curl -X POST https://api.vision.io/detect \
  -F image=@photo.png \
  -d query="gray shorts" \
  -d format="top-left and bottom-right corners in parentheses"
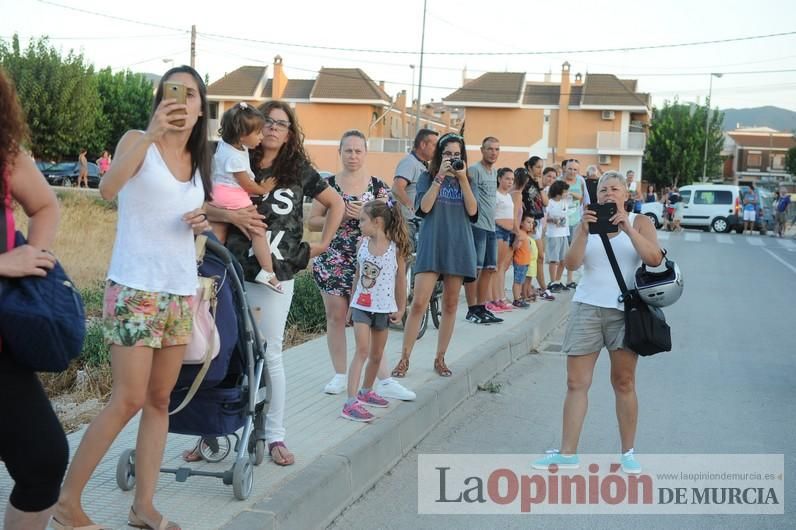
top-left (545, 236), bottom-right (569, 263)
top-left (561, 302), bottom-right (628, 355)
top-left (351, 307), bottom-right (390, 330)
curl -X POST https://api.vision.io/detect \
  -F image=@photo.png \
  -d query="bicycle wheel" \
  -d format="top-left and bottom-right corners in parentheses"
top-left (430, 296), bottom-right (441, 329)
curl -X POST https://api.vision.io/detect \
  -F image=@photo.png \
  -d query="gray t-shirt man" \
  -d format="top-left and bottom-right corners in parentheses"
top-left (393, 152), bottom-right (426, 221)
top-left (468, 162), bottom-right (497, 231)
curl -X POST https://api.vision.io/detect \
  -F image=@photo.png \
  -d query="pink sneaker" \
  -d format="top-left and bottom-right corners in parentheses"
top-left (485, 302), bottom-right (506, 313)
top-left (496, 299), bottom-right (514, 311)
top-left (341, 401), bottom-right (374, 422)
top-left (357, 390), bottom-right (389, 408)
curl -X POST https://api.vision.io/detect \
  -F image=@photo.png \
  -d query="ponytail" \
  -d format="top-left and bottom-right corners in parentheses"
top-left (363, 199), bottom-right (412, 262)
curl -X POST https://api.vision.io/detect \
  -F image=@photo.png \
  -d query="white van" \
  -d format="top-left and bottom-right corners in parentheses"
top-left (673, 184), bottom-right (741, 233)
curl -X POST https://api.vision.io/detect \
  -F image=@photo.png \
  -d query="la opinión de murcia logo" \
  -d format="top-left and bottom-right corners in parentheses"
top-left (418, 454), bottom-right (784, 515)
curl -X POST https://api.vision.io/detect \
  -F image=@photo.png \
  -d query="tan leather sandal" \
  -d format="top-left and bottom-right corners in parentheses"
top-left (391, 357), bottom-right (410, 378)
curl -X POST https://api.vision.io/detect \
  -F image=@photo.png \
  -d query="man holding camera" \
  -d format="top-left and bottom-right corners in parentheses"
top-left (465, 137), bottom-right (503, 324)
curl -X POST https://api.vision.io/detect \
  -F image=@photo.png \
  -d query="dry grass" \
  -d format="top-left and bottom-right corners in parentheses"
top-left (13, 190), bottom-right (116, 289)
top-left (13, 190), bottom-right (321, 430)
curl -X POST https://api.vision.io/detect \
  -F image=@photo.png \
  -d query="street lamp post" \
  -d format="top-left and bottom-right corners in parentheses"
top-left (702, 72), bottom-right (723, 182)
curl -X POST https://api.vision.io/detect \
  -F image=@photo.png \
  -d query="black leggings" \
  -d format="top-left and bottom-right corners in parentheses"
top-left (0, 354), bottom-right (68, 512)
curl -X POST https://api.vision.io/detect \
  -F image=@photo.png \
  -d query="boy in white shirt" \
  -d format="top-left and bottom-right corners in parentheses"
top-left (545, 180), bottom-right (570, 293)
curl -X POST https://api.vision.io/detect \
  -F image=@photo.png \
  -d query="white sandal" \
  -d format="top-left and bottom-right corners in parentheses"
top-left (255, 270), bottom-right (284, 294)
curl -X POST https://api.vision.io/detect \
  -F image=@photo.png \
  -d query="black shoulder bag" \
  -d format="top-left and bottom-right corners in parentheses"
top-left (599, 234), bottom-right (672, 356)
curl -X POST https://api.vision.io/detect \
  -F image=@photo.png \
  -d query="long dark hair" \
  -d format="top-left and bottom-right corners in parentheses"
top-left (428, 133), bottom-right (467, 177)
top-left (153, 66), bottom-right (212, 200)
top-left (0, 68), bottom-right (29, 195)
top-left (251, 100), bottom-right (313, 188)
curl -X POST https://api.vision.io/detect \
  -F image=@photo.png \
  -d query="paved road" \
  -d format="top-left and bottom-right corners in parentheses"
top-left (329, 230), bottom-right (795, 529)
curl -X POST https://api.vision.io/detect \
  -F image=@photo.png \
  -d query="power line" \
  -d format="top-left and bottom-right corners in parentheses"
top-left (34, 1), bottom-right (796, 57)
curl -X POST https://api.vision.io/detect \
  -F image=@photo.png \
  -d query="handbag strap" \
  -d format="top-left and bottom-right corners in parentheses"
top-left (598, 233), bottom-right (630, 296)
top-left (169, 279), bottom-right (218, 416)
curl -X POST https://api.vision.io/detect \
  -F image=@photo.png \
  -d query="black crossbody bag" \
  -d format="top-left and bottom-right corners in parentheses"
top-left (599, 234), bottom-right (672, 357)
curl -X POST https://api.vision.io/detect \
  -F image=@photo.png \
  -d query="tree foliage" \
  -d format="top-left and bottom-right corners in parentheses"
top-left (643, 100), bottom-right (724, 187)
top-left (0, 34), bottom-right (153, 162)
top-left (95, 67), bottom-right (153, 152)
top-left (786, 146), bottom-right (796, 177)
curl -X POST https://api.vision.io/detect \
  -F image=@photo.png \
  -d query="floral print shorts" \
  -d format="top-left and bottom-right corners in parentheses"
top-left (102, 280), bottom-right (193, 348)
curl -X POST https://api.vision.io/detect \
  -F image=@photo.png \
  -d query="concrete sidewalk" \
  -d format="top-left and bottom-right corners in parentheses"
top-left (1, 286), bottom-right (571, 530)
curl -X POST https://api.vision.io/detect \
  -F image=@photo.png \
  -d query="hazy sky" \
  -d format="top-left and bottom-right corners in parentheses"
top-left (2, 0), bottom-right (796, 112)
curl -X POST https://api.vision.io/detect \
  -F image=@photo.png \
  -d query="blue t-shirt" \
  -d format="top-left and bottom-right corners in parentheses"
top-left (743, 190), bottom-right (758, 211)
top-left (776, 195), bottom-right (791, 213)
top-left (414, 172), bottom-right (478, 282)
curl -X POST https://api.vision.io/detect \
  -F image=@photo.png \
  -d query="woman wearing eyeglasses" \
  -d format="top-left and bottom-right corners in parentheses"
top-left (390, 133), bottom-right (478, 378)
top-left (210, 101), bottom-right (344, 466)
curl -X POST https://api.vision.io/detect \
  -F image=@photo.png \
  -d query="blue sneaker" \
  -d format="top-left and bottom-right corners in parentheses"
top-left (532, 449), bottom-right (580, 470)
top-left (620, 449), bottom-right (642, 474)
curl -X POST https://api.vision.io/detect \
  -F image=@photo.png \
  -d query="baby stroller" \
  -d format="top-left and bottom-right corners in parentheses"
top-left (115, 236), bottom-right (269, 500)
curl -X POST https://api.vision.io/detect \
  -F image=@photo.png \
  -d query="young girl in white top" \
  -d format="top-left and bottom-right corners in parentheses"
top-left (210, 102), bottom-right (282, 293)
top-left (342, 200), bottom-right (410, 422)
top-left (490, 167), bottom-right (518, 312)
top-left (54, 66), bottom-right (212, 530)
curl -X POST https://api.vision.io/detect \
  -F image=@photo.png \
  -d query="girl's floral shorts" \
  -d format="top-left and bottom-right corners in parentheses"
top-left (102, 280), bottom-right (193, 348)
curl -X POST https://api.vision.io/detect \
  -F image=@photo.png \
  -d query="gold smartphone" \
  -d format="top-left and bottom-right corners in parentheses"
top-left (163, 81), bottom-right (187, 127)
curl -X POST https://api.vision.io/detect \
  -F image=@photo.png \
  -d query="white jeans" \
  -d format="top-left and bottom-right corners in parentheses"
top-left (245, 279), bottom-right (294, 445)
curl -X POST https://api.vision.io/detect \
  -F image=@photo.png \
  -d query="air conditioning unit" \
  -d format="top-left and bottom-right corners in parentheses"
top-left (601, 110), bottom-right (616, 120)
top-left (599, 154), bottom-right (612, 164)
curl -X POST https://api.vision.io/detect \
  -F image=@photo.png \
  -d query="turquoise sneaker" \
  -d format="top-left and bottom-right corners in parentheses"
top-left (620, 449), bottom-right (642, 474)
top-left (532, 449), bottom-right (580, 470)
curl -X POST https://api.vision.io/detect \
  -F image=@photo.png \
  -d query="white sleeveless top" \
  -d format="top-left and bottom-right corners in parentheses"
top-left (350, 238), bottom-right (398, 314)
top-left (572, 213), bottom-right (641, 310)
top-left (495, 190), bottom-right (514, 219)
top-left (107, 143), bottom-right (205, 295)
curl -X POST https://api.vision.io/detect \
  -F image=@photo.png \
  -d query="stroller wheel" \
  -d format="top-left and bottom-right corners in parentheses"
top-left (253, 439), bottom-right (266, 466)
top-left (232, 458), bottom-right (254, 500)
top-left (116, 449), bottom-right (136, 491)
top-left (199, 436), bottom-right (231, 463)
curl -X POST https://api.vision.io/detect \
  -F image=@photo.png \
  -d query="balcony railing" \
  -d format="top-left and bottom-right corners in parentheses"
top-left (368, 137), bottom-right (412, 153)
top-left (596, 131), bottom-right (646, 153)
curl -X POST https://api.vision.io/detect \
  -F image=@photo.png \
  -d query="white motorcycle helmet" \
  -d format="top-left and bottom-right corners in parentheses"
top-left (634, 252), bottom-right (683, 308)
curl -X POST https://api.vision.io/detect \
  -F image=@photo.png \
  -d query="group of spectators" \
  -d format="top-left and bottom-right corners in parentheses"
top-left (1, 61), bottom-right (673, 529)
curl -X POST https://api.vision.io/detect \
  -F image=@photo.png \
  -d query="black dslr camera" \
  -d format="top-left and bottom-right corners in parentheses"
top-left (450, 158), bottom-right (465, 171)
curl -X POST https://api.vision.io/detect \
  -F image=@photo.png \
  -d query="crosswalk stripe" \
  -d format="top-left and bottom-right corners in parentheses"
top-left (776, 239), bottom-right (796, 250)
top-left (684, 233), bottom-right (701, 242)
top-left (657, 231), bottom-right (670, 240)
top-left (747, 237), bottom-right (765, 246)
top-left (716, 234), bottom-right (734, 244)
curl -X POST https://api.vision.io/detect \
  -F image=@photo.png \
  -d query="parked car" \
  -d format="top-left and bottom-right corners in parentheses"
top-left (35, 160), bottom-right (54, 173)
top-left (42, 161), bottom-right (101, 188)
top-left (641, 201), bottom-right (664, 229)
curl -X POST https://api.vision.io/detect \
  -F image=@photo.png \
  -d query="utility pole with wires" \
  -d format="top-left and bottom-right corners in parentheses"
top-left (414, 0), bottom-right (427, 136)
top-left (190, 25), bottom-right (196, 68)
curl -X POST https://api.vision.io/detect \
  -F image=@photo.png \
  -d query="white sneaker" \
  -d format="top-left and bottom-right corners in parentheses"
top-left (323, 374), bottom-right (347, 395)
top-left (375, 378), bottom-right (416, 401)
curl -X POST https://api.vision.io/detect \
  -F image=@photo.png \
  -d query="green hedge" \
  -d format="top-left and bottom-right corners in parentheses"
top-left (286, 271), bottom-right (327, 333)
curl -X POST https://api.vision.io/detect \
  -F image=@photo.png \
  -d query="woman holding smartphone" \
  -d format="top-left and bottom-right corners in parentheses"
top-left (55, 66), bottom-right (212, 530)
top-left (390, 133), bottom-right (478, 378)
top-left (532, 171), bottom-right (662, 475)
top-left (309, 130), bottom-right (413, 400)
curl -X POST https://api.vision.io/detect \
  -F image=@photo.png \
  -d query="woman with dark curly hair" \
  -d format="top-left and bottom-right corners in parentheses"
top-left (209, 100), bottom-right (344, 466)
top-left (0, 68), bottom-right (68, 530)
